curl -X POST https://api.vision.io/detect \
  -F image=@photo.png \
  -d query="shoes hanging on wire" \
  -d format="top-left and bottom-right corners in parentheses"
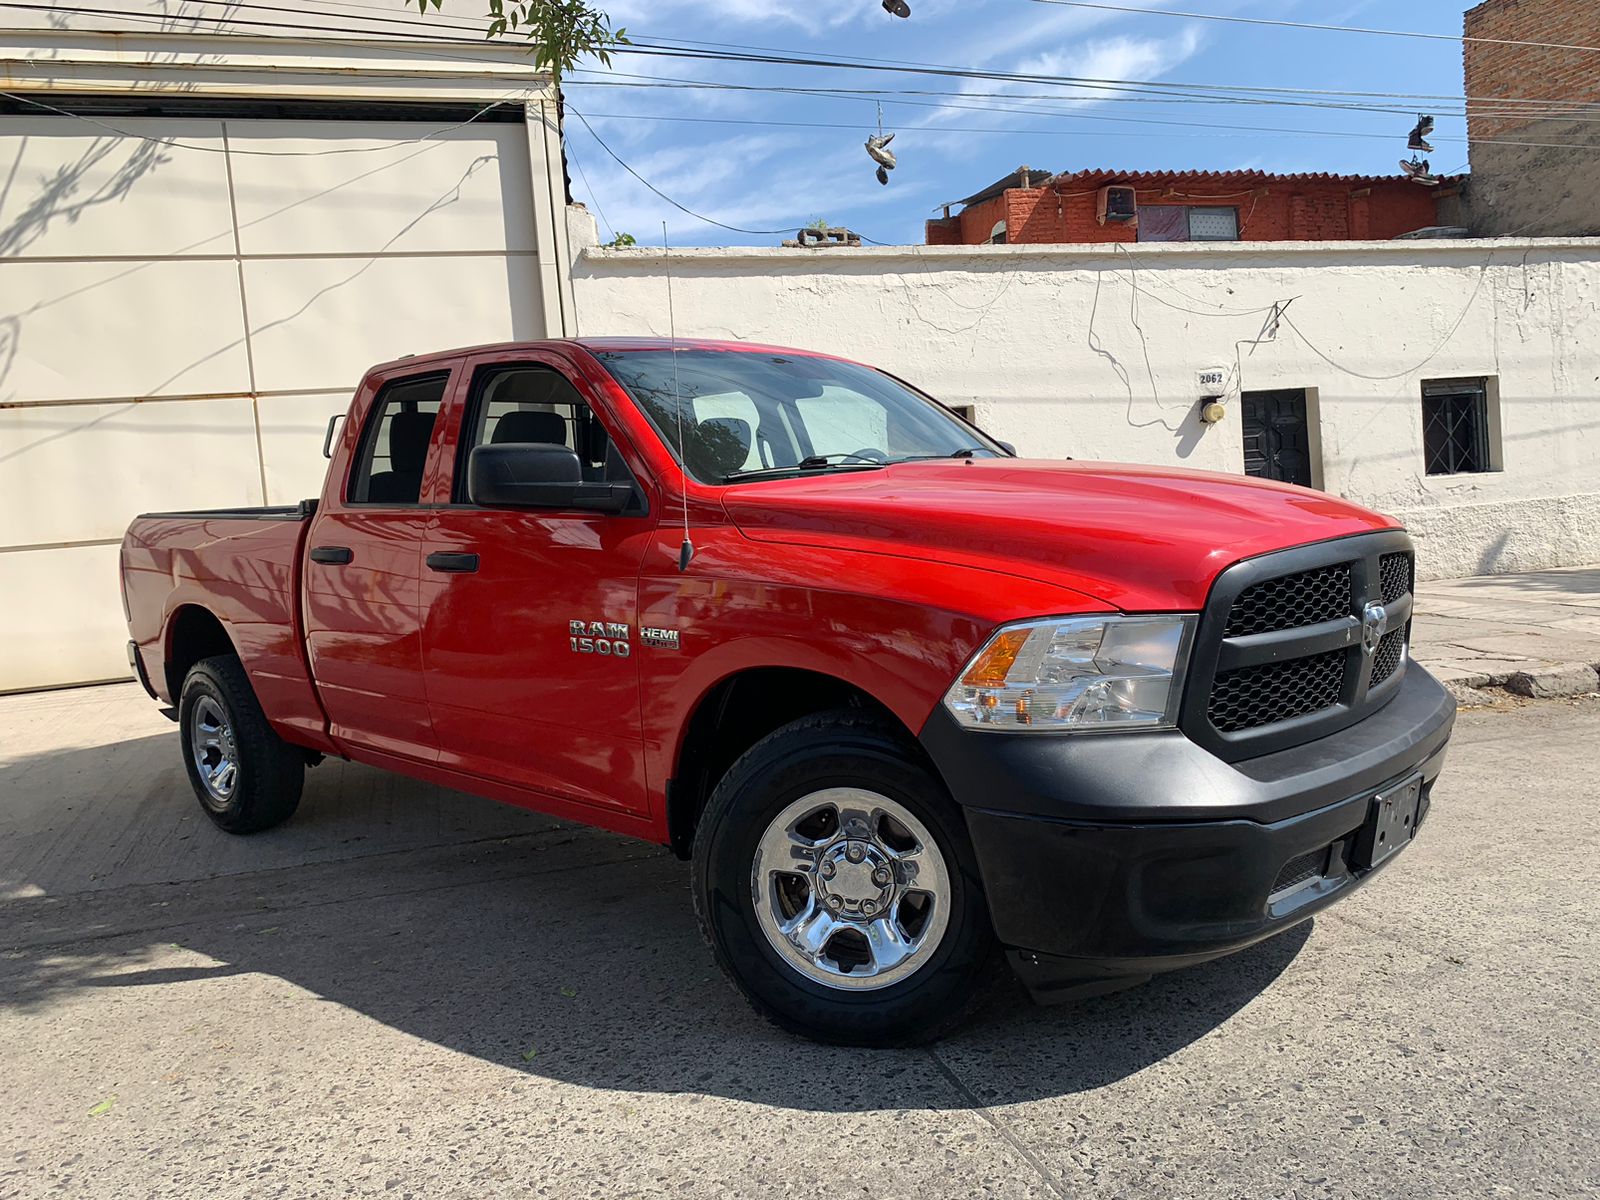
top-left (865, 104), bottom-right (897, 186)
top-left (881, 0), bottom-right (910, 17)
top-left (1400, 156), bottom-right (1441, 186)
top-left (1408, 114), bottom-right (1436, 154)
top-left (866, 133), bottom-right (897, 185)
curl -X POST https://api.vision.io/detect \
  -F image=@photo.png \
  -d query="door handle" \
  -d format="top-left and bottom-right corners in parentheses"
top-left (426, 552), bottom-right (480, 574)
top-left (309, 546), bottom-right (353, 565)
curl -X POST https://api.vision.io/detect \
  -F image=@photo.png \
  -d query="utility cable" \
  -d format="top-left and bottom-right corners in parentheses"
top-left (568, 110), bottom-right (1599, 155)
top-left (566, 104), bottom-right (886, 240)
top-left (1026, 1), bottom-right (1600, 55)
top-left (11, 1), bottom-right (1600, 113)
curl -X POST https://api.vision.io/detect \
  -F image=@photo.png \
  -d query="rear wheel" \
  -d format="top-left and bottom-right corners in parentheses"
top-left (692, 710), bottom-right (1000, 1045)
top-left (179, 655), bottom-right (304, 834)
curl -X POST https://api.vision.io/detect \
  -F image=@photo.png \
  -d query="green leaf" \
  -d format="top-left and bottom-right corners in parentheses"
top-left (88, 1095), bottom-right (116, 1117)
top-left (558, 986), bottom-right (577, 999)
top-left (521, 1044), bottom-right (538, 1061)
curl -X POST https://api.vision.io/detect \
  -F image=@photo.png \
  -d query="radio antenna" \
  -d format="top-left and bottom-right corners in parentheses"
top-left (663, 221), bottom-right (695, 572)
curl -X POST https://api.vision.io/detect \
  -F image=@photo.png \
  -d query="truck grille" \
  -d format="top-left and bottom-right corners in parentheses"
top-left (1369, 626), bottom-right (1407, 687)
top-left (1379, 552), bottom-right (1413, 604)
top-left (1180, 533), bottom-right (1417, 761)
top-left (1270, 846), bottom-right (1330, 895)
top-left (1224, 564), bottom-right (1351, 638)
top-left (1209, 650), bottom-right (1346, 733)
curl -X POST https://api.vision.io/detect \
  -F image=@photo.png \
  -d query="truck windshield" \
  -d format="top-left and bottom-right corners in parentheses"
top-left (596, 349), bottom-right (1004, 484)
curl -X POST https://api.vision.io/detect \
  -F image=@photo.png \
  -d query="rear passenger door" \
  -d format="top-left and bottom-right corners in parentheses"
top-left (303, 367), bottom-right (454, 763)
top-left (417, 351), bottom-right (658, 817)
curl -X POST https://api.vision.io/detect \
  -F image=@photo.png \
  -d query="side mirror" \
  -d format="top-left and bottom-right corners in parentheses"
top-left (468, 443), bottom-right (635, 514)
top-left (996, 440), bottom-right (1017, 456)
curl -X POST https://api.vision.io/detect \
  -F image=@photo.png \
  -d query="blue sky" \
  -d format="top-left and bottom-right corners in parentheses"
top-left (558, 0), bottom-right (1479, 245)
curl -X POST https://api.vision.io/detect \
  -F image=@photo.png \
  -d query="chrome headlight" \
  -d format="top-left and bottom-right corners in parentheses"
top-left (943, 615), bottom-right (1196, 732)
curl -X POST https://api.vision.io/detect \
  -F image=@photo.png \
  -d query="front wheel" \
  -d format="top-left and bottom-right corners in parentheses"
top-left (179, 655), bottom-right (304, 834)
top-left (692, 710), bottom-right (1001, 1045)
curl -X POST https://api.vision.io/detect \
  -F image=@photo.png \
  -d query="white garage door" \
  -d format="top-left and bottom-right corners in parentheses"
top-left (0, 106), bottom-right (546, 692)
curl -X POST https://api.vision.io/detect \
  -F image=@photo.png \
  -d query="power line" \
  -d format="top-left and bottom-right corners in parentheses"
top-left (12, 0), bottom-right (1597, 113)
top-left (570, 69), bottom-right (1600, 124)
top-left (567, 80), bottom-right (1600, 143)
top-left (565, 105), bottom-right (834, 239)
top-left (565, 142), bottom-right (616, 243)
top-left (571, 110), bottom-right (1599, 155)
top-left (1026, 1), bottom-right (1600, 55)
top-left (12, 1), bottom-right (1600, 158)
top-left (7, 67), bottom-right (1593, 161)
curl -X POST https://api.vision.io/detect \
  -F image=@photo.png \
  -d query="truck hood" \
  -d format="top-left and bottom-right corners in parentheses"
top-left (720, 459), bottom-right (1398, 612)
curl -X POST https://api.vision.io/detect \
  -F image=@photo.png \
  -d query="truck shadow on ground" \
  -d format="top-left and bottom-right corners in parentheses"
top-left (1, 738), bottom-right (1311, 1113)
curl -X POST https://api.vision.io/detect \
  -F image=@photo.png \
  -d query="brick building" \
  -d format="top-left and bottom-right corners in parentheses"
top-left (925, 168), bottom-right (1453, 246)
top-left (1462, 0), bottom-right (1600, 236)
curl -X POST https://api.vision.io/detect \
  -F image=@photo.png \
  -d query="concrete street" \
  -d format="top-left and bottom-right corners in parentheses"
top-left (2, 675), bottom-right (1597, 1198)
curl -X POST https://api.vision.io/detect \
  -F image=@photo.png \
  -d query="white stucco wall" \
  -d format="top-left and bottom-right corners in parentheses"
top-left (571, 227), bottom-right (1600, 581)
top-left (1, 9), bottom-right (567, 691)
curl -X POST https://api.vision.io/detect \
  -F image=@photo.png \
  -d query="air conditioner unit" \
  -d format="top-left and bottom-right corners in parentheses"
top-left (1097, 184), bottom-right (1139, 225)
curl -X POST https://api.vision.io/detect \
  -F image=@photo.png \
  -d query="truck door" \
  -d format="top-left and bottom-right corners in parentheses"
top-left (417, 353), bottom-right (657, 817)
top-left (303, 366), bottom-right (456, 763)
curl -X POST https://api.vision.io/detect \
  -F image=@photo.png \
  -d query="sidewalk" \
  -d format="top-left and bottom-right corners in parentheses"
top-left (1412, 564), bottom-right (1600, 703)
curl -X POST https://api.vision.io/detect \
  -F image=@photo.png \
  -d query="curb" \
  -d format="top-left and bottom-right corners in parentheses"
top-left (1441, 661), bottom-right (1600, 707)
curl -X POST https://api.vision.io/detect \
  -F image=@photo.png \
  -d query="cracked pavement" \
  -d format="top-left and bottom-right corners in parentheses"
top-left (1412, 564), bottom-right (1600, 684)
top-left (2, 684), bottom-right (1598, 1199)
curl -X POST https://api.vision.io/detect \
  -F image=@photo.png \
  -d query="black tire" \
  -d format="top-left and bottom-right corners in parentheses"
top-left (179, 655), bottom-right (304, 834)
top-left (692, 709), bottom-right (1002, 1046)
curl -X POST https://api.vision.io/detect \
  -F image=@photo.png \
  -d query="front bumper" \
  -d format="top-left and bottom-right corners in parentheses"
top-left (920, 666), bottom-right (1456, 1000)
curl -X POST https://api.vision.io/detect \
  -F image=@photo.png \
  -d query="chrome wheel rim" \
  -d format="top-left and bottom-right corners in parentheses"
top-left (190, 695), bottom-right (239, 805)
top-left (751, 788), bottom-right (952, 991)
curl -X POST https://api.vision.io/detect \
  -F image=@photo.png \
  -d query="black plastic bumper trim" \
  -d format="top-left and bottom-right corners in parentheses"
top-left (922, 664), bottom-right (1455, 827)
top-left (126, 640), bottom-right (160, 703)
top-left (920, 666), bottom-right (1455, 995)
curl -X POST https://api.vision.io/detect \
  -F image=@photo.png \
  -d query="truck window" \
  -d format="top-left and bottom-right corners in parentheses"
top-left (454, 363), bottom-right (630, 500)
top-left (596, 349), bottom-right (1002, 483)
top-left (689, 393), bottom-right (767, 473)
top-left (349, 373), bottom-right (448, 505)
top-left (795, 388), bottom-right (891, 456)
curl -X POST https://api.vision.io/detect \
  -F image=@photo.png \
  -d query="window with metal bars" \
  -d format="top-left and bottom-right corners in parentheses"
top-left (1421, 378), bottom-right (1494, 475)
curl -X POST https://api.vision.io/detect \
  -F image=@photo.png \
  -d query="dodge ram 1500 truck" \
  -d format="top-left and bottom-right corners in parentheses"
top-left (121, 338), bottom-right (1455, 1045)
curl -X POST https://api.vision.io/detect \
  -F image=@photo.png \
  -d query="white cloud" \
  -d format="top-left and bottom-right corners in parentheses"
top-left (903, 25), bottom-right (1206, 135)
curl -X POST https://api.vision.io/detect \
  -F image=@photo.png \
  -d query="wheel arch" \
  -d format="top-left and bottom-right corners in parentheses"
top-left (163, 604), bottom-right (238, 700)
top-left (666, 665), bottom-right (917, 859)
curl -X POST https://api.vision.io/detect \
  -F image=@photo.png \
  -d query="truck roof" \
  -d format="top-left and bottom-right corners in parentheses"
top-left (367, 337), bottom-right (845, 375)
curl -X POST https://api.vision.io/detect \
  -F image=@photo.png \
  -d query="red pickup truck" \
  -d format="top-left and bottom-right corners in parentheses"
top-left (121, 338), bottom-right (1455, 1045)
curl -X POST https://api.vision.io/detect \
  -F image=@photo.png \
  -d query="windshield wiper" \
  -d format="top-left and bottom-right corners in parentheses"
top-left (890, 448), bottom-right (992, 463)
top-left (722, 459), bottom-right (886, 483)
top-left (799, 452), bottom-right (888, 467)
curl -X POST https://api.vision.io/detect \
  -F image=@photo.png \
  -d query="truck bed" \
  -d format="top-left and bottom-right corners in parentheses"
top-left (122, 500), bottom-right (326, 748)
top-left (135, 501), bottom-right (316, 522)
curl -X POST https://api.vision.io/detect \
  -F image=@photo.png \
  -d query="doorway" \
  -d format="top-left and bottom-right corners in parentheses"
top-left (1241, 389), bottom-right (1315, 488)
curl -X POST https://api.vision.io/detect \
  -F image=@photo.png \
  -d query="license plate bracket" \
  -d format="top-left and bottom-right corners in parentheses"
top-left (1353, 774), bottom-right (1422, 870)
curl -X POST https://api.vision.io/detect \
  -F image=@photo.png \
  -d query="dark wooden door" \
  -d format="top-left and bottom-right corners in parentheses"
top-left (1241, 389), bottom-right (1313, 487)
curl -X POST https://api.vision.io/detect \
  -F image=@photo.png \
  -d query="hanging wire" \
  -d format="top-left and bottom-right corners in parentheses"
top-left (1024, 0), bottom-right (1600, 55)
